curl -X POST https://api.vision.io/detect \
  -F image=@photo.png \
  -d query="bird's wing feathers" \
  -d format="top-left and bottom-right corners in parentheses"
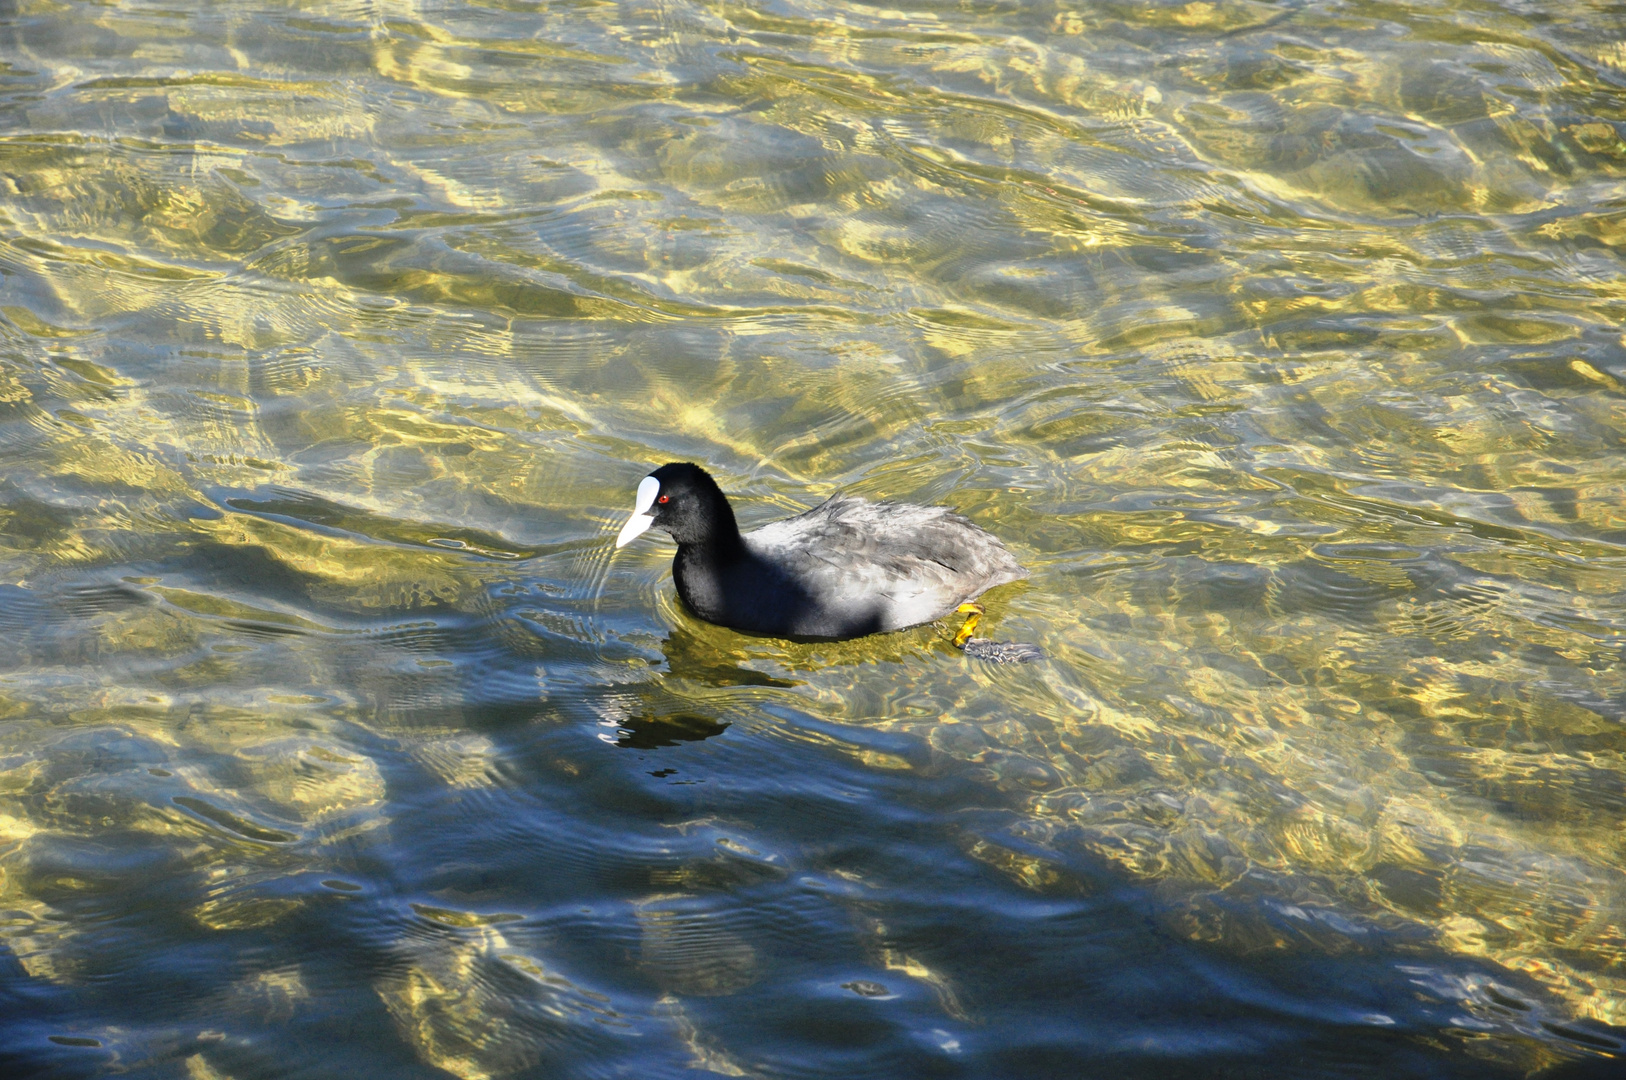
top-left (745, 496), bottom-right (1025, 630)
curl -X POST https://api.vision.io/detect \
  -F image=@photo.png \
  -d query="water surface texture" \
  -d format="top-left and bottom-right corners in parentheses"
top-left (2, 1), bottom-right (1625, 1076)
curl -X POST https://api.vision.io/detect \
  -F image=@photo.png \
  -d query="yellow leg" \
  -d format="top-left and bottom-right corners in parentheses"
top-left (952, 602), bottom-right (983, 649)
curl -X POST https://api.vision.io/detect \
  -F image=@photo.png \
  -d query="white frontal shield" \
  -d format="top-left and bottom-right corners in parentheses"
top-left (615, 476), bottom-right (661, 548)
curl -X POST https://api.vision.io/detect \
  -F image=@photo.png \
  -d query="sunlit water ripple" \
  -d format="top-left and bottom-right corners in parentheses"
top-left (1, 0), bottom-right (1624, 1077)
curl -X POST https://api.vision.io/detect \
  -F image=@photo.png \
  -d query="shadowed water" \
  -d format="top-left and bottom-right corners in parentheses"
top-left (1, 0), bottom-right (1624, 1077)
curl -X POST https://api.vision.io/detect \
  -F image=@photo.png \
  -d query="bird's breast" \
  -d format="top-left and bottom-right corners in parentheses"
top-left (672, 550), bottom-right (729, 623)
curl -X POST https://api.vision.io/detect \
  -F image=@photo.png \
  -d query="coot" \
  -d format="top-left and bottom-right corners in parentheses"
top-left (614, 462), bottom-right (1027, 641)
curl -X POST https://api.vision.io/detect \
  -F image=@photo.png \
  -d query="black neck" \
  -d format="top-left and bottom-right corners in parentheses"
top-left (680, 513), bottom-right (746, 562)
top-left (669, 473), bottom-right (746, 557)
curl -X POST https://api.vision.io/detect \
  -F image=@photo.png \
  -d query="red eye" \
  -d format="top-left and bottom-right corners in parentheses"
top-left (657, 494), bottom-right (669, 504)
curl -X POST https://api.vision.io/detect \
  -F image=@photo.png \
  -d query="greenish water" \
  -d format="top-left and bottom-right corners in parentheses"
top-left (1, 0), bottom-right (1625, 1076)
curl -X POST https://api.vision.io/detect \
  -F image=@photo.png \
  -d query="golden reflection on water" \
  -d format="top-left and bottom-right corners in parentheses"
top-left (0, 0), bottom-right (1625, 1074)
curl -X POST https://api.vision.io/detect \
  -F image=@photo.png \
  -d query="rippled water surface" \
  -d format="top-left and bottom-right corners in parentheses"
top-left (2, 0), bottom-right (1626, 1076)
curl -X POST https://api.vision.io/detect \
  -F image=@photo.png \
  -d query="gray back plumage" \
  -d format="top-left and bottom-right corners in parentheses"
top-left (743, 496), bottom-right (1026, 634)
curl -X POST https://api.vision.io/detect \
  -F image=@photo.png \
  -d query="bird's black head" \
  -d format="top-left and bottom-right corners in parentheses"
top-left (615, 462), bottom-right (739, 550)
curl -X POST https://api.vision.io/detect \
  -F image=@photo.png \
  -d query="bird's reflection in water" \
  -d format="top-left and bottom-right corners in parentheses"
top-left (607, 627), bottom-right (805, 751)
top-left (615, 712), bottom-right (730, 750)
top-left (656, 626), bottom-right (801, 689)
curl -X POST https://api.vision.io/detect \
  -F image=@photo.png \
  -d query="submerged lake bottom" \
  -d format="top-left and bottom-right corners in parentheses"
top-left (0, 543), bottom-right (1621, 1079)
